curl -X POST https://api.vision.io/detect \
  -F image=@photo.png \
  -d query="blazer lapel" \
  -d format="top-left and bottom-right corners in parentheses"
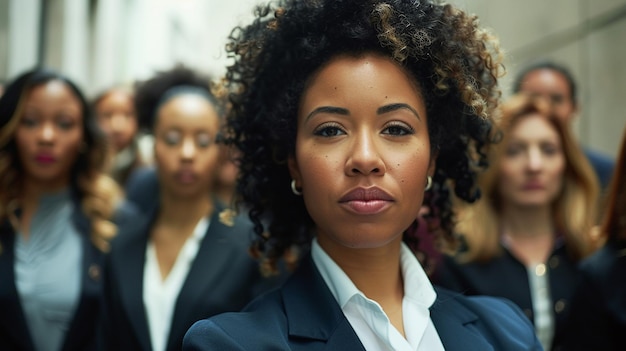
top-left (116, 222), bottom-right (152, 351)
top-left (167, 202), bottom-right (238, 350)
top-left (0, 227), bottom-right (36, 351)
top-left (430, 290), bottom-right (494, 351)
top-left (282, 256), bottom-right (366, 351)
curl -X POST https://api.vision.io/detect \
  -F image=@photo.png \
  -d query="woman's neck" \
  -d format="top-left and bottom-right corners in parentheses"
top-left (318, 235), bottom-right (405, 334)
top-left (501, 203), bottom-right (554, 238)
top-left (156, 191), bottom-right (213, 233)
top-left (19, 178), bottom-right (70, 238)
top-left (500, 203), bottom-right (555, 265)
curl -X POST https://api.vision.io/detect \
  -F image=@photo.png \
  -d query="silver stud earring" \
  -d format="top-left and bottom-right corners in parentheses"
top-left (291, 180), bottom-right (302, 196)
top-left (425, 176), bottom-right (433, 191)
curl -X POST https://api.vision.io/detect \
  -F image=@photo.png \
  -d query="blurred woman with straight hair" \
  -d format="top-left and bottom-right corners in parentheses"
top-left (0, 68), bottom-right (138, 351)
top-left (436, 93), bottom-right (601, 350)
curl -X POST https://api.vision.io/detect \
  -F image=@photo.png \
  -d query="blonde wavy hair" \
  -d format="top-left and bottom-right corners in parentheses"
top-left (455, 94), bottom-right (601, 262)
top-left (0, 69), bottom-right (122, 252)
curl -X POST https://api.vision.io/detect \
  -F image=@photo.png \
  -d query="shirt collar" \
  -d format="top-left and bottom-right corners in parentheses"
top-left (311, 238), bottom-right (437, 309)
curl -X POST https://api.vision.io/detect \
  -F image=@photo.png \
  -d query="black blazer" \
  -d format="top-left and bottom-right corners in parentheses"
top-left (0, 198), bottom-right (139, 351)
top-left (434, 243), bottom-right (580, 351)
top-left (101, 201), bottom-right (282, 351)
top-left (562, 239), bottom-right (626, 351)
top-left (184, 254), bottom-right (541, 350)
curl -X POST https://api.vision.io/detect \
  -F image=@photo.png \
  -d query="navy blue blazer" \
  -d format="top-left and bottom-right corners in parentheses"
top-left (584, 147), bottom-right (615, 190)
top-left (124, 166), bottom-right (159, 215)
top-left (183, 254), bottom-right (541, 351)
top-left (434, 243), bottom-right (578, 351)
top-left (0, 197), bottom-right (139, 351)
top-left (102, 201), bottom-right (285, 351)
top-left (562, 239), bottom-right (626, 351)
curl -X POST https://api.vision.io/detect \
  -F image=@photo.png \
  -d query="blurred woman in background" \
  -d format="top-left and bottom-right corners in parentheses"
top-left (563, 125), bottom-right (626, 350)
top-left (435, 94), bottom-right (601, 351)
top-left (92, 85), bottom-right (146, 187)
top-left (0, 68), bottom-right (138, 351)
top-left (101, 65), bottom-right (281, 351)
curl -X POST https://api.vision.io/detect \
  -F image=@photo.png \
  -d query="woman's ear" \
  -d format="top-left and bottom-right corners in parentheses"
top-left (287, 155), bottom-right (302, 185)
top-left (428, 149), bottom-right (438, 177)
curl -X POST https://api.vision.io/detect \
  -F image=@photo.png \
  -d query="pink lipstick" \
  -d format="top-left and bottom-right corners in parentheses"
top-left (35, 154), bottom-right (56, 164)
top-left (339, 187), bottom-right (394, 215)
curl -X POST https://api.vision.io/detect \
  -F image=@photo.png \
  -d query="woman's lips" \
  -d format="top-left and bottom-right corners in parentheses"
top-left (339, 187), bottom-right (394, 215)
top-left (522, 182), bottom-right (544, 190)
top-left (35, 154), bottom-right (56, 164)
top-left (175, 170), bottom-right (197, 184)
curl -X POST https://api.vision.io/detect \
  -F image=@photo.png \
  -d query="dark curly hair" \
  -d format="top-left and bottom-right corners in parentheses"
top-left (223, 0), bottom-right (504, 272)
top-left (134, 64), bottom-right (224, 132)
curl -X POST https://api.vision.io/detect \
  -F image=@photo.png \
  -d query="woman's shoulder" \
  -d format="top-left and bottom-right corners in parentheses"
top-left (183, 289), bottom-right (288, 350)
top-left (581, 239), bottom-right (625, 272)
top-left (432, 288), bottom-right (542, 350)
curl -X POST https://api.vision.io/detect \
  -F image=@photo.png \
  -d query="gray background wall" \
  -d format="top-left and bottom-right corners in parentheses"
top-left (1, 0), bottom-right (625, 157)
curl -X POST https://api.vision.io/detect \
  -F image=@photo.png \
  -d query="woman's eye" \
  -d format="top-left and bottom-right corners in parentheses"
top-left (57, 119), bottom-right (76, 130)
top-left (20, 117), bottom-right (38, 127)
top-left (382, 123), bottom-right (413, 136)
top-left (314, 124), bottom-right (345, 137)
top-left (196, 133), bottom-right (212, 148)
top-left (541, 144), bottom-right (559, 156)
top-left (164, 131), bottom-right (181, 146)
top-left (505, 145), bottom-right (523, 156)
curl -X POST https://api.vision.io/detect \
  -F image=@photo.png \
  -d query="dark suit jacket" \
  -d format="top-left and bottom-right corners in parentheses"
top-left (102, 201), bottom-right (283, 351)
top-left (0, 196), bottom-right (139, 351)
top-left (183, 255), bottom-right (541, 351)
top-left (124, 166), bottom-right (159, 215)
top-left (562, 239), bottom-right (626, 351)
top-left (434, 243), bottom-right (579, 351)
top-left (584, 147), bottom-right (615, 190)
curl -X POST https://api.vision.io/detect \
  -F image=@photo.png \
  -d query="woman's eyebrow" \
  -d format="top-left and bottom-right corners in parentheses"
top-left (305, 106), bottom-right (349, 121)
top-left (377, 103), bottom-right (421, 121)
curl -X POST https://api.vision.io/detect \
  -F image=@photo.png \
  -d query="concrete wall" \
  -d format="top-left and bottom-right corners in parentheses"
top-left (454, 0), bottom-right (626, 157)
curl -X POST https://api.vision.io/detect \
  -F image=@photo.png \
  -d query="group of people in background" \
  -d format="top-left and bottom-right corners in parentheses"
top-left (0, 0), bottom-right (623, 351)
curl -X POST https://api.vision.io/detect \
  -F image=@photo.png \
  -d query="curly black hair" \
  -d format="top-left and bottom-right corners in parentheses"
top-left (134, 64), bottom-right (223, 131)
top-left (223, 0), bottom-right (504, 271)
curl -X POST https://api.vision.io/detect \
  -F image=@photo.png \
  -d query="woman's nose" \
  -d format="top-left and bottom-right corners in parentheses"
top-left (180, 138), bottom-right (196, 160)
top-left (527, 148), bottom-right (544, 171)
top-left (345, 130), bottom-right (385, 176)
top-left (38, 122), bottom-right (55, 143)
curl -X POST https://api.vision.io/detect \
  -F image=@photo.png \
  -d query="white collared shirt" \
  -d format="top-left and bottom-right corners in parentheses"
top-left (143, 216), bottom-right (210, 351)
top-left (311, 239), bottom-right (445, 351)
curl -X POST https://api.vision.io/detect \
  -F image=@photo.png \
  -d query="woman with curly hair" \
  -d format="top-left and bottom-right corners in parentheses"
top-left (563, 125), bottom-right (626, 351)
top-left (0, 68), bottom-right (139, 351)
top-left (184, 0), bottom-right (541, 350)
top-left (435, 94), bottom-right (600, 350)
top-left (101, 65), bottom-right (281, 351)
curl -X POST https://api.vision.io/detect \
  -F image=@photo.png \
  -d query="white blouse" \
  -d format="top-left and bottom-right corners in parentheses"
top-left (143, 216), bottom-right (209, 351)
top-left (312, 239), bottom-right (445, 351)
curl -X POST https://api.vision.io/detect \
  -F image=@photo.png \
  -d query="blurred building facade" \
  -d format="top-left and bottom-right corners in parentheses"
top-left (1, 0), bottom-right (625, 157)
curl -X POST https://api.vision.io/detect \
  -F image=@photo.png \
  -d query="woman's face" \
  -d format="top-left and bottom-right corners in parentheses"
top-left (289, 54), bottom-right (435, 250)
top-left (153, 94), bottom-right (220, 199)
top-left (498, 114), bottom-right (565, 208)
top-left (95, 89), bottom-right (137, 152)
top-left (518, 69), bottom-right (576, 123)
top-left (15, 80), bottom-right (84, 190)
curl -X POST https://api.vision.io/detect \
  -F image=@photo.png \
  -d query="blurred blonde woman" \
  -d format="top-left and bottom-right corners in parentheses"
top-left (0, 68), bottom-right (139, 351)
top-left (435, 93), bottom-right (600, 351)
